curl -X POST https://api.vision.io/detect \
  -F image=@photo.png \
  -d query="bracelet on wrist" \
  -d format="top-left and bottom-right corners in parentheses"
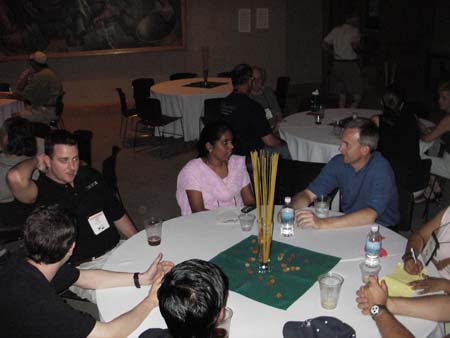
top-left (133, 272), bottom-right (141, 288)
top-left (401, 252), bottom-right (413, 262)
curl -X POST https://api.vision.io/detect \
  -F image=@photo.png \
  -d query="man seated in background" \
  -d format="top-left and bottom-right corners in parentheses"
top-left (7, 129), bottom-right (137, 301)
top-left (293, 118), bottom-right (399, 229)
top-left (220, 63), bottom-right (290, 159)
top-left (0, 204), bottom-right (173, 338)
top-left (249, 65), bottom-right (282, 130)
top-left (139, 259), bottom-right (229, 338)
top-left (356, 276), bottom-right (450, 338)
top-left (9, 51), bottom-right (63, 124)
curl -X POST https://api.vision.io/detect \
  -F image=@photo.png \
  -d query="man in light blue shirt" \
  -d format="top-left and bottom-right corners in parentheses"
top-left (293, 118), bottom-right (399, 228)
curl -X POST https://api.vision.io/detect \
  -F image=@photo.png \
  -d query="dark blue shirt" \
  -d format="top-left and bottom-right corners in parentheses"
top-left (308, 152), bottom-right (399, 227)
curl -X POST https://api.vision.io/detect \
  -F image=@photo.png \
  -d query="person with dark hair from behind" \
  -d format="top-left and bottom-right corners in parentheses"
top-left (372, 86), bottom-right (425, 192)
top-left (292, 118), bottom-right (399, 229)
top-left (0, 116), bottom-right (39, 227)
top-left (220, 63), bottom-right (291, 159)
top-left (0, 204), bottom-right (173, 338)
top-left (139, 259), bottom-right (229, 338)
top-left (176, 122), bottom-right (255, 215)
top-left (7, 129), bottom-right (138, 302)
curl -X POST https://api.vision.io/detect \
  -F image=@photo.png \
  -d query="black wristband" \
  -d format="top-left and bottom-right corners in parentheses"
top-left (133, 272), bottom-right (141, 288)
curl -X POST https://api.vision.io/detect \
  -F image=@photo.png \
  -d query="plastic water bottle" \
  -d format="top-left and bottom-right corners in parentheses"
top-left (365, 225), bottom-right (382, 267)
top-left (280, 197), bottom-right (294, 237)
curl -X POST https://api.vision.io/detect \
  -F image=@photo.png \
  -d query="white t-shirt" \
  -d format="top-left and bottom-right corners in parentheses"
top-left (323, 24), bottom-right (360, 61)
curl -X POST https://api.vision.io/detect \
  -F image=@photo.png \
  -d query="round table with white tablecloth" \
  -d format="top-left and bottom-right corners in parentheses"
top-left (150, 77), bottom-right (232, 142)
top-left (96, 207), bottom-right (439, 338)
top-left (279, 108), bottom-right (380, 163)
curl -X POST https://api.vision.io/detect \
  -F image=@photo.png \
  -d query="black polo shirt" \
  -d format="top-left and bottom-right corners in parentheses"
top-left (35, 166), bottom-right (123, 263)
top-left (0, 254), bottom-right (96, 338)
top-left (220, 91), bottom-right (272, 156)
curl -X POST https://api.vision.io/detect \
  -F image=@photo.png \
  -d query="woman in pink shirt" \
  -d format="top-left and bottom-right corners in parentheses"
top-left (176, 123), bottom-right (255, 215)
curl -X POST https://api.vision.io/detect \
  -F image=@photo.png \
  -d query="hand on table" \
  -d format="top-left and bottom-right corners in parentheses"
top-left (356, 276), bottom-right (388, 315)
top-left (140, 253), bottom-right (174, 286)
top-left (403, 257), bottom-right (423, 275)
top-left (295, 209), bottom-right (323, 229)
top-left (147, 269), bottom-right (164, 307)
top-left (409, 276), bottom-right (449, 294)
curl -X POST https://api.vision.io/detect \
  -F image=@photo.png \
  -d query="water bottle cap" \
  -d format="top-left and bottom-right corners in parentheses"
top-left (371, 225), bottom-right (379, 232)
top-left (284, 196), bottom-right (291, 204)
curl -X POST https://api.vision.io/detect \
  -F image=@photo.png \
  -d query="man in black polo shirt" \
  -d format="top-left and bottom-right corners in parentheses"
top-left (0, 204), bottom-right (173, 338)
top-left (7, 129), bottom-right (138, 300)
top-left (220, 63), bottom-right (291, 159)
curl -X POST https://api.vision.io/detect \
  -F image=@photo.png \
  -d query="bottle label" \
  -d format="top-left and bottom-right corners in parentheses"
top-left (366, 241), bottom-right (381, 256)
top-left (281, 208), bottom-right (294, 223)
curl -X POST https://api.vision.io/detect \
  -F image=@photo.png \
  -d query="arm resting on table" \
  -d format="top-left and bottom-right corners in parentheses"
top-left (388, 295), bottom-right (450, 322)
top-left (113, 214), bottom-right (137, 238)
top-left (374, 309), bottom-right (414, 338)
top-left (320, 207), bottom-right (377, 229)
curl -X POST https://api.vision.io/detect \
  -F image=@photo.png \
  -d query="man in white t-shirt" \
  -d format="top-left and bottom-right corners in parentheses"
top-left (322, 16), bottom-right (362, 108)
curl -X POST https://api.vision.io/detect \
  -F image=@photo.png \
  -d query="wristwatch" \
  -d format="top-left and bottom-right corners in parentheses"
top-left (370, 304), bottom-right (387, 319)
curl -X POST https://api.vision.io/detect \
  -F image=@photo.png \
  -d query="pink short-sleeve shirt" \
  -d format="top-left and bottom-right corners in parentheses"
top-left (176, 155), bottom-right (250, 215)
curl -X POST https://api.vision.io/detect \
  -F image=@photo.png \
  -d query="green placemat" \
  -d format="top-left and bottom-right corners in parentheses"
top-left (183, 81), bottom-right (227, 88)
top-left (210, 235), bottom-right (341, 310)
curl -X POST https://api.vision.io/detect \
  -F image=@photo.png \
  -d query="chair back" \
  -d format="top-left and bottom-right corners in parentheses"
top-left (102, 145), bottom-right (123, 202)
top-left (116, 88), bottom-right (129, 114)
top-left (169, 72), bottom-right (197, 80)
top-left (203, 98), bottom-right (225, 125)
top-left (217, 72), bottom-right (232, 78)
top-left (274, 159), bottom-right (325, 204)
top-left (275, 76), bottom-right (290, 115)
top-left (137, 98), bottom-right (163, 121)
top-left (0, 82), bottom-right (11, 91)
top-left (132, 78), bottom-right (154, 104)
top-left (55, 92), bottom-right (65, 117)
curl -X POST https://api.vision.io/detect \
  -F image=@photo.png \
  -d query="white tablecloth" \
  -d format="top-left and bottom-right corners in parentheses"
top-left (0, 98), bottom-right (24, 126)
top-left (96, 207), bottom-right (438, 338)
top-left (279, 108), bottom-right (380, 163)
top-left (150, 77), bottom-right (232, 141)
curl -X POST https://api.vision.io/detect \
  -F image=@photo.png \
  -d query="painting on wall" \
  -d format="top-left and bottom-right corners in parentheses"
top-left (0, 0), bottom-right (186, 60)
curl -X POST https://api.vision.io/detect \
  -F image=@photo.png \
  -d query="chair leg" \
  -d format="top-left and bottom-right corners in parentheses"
top-left (422, 176), bottom-right (439, 220)
top-left (133, 122), bottom-right (139, 151)
top-left (123, 118), bottom-right (129, 147)
top-left (119, 117), bottom-right (124, 141)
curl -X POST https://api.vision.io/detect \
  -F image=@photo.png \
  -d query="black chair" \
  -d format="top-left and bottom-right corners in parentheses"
top-left (0, 82), bottom-right (11, 91)
top-left (199, 98), bottom-right (225, 130)
top-left (396, 159), bottom-right (432, 231)
top-left (50, 92), bottom-right (65, 129)
top-left (133, 98), bottom-right (184, 158)
top-left (274, 159), bottom-right (326, 205)
top-left (132, 78), bottom-right (154, 106)
top-left (275, 76), bottom-right (290, 116)
top-left (102, 145), bottom-right (123, 204)
top-left (116, 88), bottom-right (138, 145)
top-left (73, 130), bottom-right (93, 166)
top-left (217, 72), bottom-right (232, 78)
top-left (169, 73), bottom-right (197, 80)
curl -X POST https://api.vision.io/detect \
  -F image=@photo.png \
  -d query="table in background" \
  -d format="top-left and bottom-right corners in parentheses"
top-left (279, 108), bottom-right (378, 163)
top-left (150, 77), bottom-right (232, 142)
top-left (96, 207), bottom-right (438, 338)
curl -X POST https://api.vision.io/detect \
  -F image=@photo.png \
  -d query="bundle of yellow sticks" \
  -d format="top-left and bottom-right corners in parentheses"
top-left (250, 150), bottom-right (279, 266)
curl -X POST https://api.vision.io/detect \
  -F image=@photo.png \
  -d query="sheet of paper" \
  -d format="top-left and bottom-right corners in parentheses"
top-left (381, 262), bottom-right (426, 297)
top-left (238, 8), bottom-right (251, 33)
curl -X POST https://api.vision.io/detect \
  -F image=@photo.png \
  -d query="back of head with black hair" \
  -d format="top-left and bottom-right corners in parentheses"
top-left (231, 63), bottom-right (253, 87)
top-left (24, 204), bottom-right (77, 264)
top-left (1, 116), bottom-right (36, 156)
top-left (158, 259), bottom-right (229, 338)
top-left (45, 129), bottom-right (78, 157)
top-left (197, 122), bottom-right (233, 158)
